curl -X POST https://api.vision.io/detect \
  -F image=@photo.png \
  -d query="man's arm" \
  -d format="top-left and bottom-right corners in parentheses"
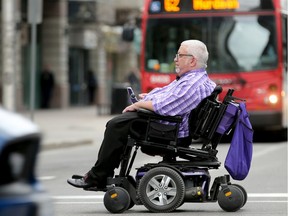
top-left (122, 100), bottom-right (154, 113)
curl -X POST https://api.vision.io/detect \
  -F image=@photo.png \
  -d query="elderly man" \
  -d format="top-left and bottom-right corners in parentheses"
top-left (67, 39), bottom-right (216, 189)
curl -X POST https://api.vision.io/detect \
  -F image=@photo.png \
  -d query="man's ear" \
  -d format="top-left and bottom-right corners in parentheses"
top-left (190, 57), bottom-right (197, 67)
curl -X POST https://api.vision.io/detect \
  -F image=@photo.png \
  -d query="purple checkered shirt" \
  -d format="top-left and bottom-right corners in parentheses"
top-left (143, 69), bottom-right (216, 138)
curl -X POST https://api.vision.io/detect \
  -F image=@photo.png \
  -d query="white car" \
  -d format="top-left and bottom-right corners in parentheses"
top-left (0, 107), bottom-right (53, 216)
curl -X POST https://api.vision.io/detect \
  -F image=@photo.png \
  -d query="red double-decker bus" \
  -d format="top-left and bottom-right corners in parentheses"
top-left (140, 0), bottom-right (287, 134)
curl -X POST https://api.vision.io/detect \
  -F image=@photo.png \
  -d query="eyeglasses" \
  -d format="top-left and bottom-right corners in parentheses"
top-left (175, 53), bottom-right (194, 60)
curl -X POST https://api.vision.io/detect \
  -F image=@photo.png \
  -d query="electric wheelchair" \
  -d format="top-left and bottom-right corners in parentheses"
top-left (73, 86), bottom-right (248, 213)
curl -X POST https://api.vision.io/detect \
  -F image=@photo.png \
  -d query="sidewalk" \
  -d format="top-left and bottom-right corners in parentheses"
top-left (20, 107), bottom-right (113, 151)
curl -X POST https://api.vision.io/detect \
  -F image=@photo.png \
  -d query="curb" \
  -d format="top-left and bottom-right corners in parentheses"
top-left (40, 139), bottom-right (93, 151)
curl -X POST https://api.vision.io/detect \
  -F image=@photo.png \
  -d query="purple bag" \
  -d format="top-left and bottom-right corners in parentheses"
top-left (216, 103), bottom-right (239, 135)
top-left (224, 103), bottom-right (253, 180)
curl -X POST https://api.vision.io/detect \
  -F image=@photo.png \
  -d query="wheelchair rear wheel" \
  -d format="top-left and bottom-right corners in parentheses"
top-left (138, 167), bottom-right (185, 213)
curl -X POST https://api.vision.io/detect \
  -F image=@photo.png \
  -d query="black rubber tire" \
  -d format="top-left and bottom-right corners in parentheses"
top-left (218, 185), bottom-right (245, 212)
top-left (127, 199), bottom-right (135, 210)
top-left (232, 184), bottom-right (248, 207)
top-left (103, 187), bottom-right (131, 213)
top-left (138, 167), bottom-right (185, 213)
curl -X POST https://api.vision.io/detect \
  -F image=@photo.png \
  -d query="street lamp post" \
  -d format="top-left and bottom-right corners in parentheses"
top-left (28, 0), bottom-right (42, 120)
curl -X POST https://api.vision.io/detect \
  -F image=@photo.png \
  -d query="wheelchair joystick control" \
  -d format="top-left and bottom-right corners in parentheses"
top-left (127, 87), bottom-right (138, 103)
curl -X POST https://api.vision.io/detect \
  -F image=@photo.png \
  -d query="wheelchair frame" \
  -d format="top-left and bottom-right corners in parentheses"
top-left (82, 87), bottom-right (248, 213)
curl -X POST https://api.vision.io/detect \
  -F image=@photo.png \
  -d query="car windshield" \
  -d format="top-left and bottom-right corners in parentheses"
top-left (145, 15), bottom-right (278, 74)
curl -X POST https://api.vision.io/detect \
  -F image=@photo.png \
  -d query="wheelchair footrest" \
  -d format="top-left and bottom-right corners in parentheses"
top-left (72, 174), bottom-right (84, 179)
top-left (83, 186), bottom-right (107, 192)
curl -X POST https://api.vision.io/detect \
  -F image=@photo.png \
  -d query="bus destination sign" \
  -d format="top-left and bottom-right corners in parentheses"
top-left (150, 0), bottom-right (240, 13)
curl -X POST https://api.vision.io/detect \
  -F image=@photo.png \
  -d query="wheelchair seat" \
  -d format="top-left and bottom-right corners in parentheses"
top-left (129, 85), bottom-right (239, 164)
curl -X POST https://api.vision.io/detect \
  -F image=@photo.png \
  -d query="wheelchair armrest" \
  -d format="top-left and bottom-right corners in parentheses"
top-left (137, 108), bottom-right (182, 123)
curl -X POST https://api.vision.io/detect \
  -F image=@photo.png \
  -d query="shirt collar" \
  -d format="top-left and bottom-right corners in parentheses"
top-left (176, 68), bottom-right (206, 81)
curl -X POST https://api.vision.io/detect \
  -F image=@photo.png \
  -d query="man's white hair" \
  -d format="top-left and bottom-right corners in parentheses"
top-left (181, 40), bottom-right (209, 68)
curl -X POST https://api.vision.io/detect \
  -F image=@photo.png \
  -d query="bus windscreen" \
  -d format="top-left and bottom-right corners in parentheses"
top-left (145, 15), bottom-right (278, 74)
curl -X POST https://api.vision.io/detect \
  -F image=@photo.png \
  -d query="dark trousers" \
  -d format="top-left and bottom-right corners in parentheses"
top-left (90, 112), bottom-right (139, 183)
top-left (89, 111), bottom-right (191, 184)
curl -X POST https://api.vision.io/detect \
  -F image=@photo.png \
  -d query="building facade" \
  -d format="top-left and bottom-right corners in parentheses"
top-left (0, 0), bottom-right (142, 111)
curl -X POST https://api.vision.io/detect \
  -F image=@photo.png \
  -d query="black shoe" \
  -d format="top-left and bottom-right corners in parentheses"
top-left (67, 172), bottom-right (99, 189)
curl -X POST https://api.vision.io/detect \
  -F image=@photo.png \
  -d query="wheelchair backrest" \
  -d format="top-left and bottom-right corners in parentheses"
top-left (189, 86), bottom-right (241, 149)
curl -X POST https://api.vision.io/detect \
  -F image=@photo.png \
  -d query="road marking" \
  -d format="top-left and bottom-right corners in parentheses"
top-left (54, 195), bottom-right (104, 199)
top-left (248, 201), bottom-right (288, 203)
top-left (53, 193), bottom-right (288, 205)
top-left (53, 193), bottom-right (288, 200)
top-left (248, 193), bottom-right (288, 197)
top-left (53, 201), bottom-right (288, 205)
top-left (38, 176), bottom-right (56, 180)
top-left (55, 202), bottom-right (103, 204)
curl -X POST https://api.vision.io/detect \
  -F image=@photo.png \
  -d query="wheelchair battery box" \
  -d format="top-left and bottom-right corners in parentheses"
top-left (216, 103), bottom-right (239, 135)
top-left (147, 122), bottom-right (177, 141)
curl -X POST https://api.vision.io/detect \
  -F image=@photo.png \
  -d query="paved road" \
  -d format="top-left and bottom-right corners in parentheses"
top-left (37, 140), bottom-right (288, 216)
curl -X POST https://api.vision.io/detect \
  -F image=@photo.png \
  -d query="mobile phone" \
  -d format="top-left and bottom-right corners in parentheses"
top-left (127, 87), bottom-right (138, 103)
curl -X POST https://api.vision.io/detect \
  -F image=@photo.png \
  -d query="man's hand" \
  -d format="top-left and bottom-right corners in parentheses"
top-left (122, 104), bottom-right (138, 113)
top-left (122, 100), bottom-right (154, 113)
top-left (138, 93), bottom-right (147, 99)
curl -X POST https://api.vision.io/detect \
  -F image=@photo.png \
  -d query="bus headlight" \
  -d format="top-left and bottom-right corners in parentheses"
top-left (268, 94), bottom-right (278, 104)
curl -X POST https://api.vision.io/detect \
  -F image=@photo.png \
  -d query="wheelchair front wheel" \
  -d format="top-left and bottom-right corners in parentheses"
top-left (138, 167), bottom-right (185, 213)
top-left (232, 184), bottom-right (248, 207)
top-left (103, 187), bottom-right (131, 213)
top-left (217, 184), bottom-right (245, 212)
